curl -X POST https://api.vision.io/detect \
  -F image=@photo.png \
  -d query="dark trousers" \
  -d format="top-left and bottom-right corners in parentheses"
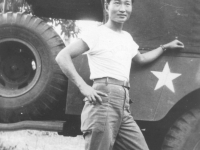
top-left (81, 83), bottom-right (149, 150)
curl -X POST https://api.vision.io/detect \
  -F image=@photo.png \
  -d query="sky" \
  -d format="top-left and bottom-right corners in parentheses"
top-left (76, 20), bottom-right (101, 34)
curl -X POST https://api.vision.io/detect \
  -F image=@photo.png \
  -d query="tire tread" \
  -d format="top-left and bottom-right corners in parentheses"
top-left (162, 108), bottom-right (200, 150)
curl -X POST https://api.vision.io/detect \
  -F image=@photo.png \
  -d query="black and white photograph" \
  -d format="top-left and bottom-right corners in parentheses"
top-left (0, 0), bottom-right (198, 150)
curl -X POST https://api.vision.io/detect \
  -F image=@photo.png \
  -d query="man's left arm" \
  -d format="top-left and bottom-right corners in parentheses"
top-left (133, 39), bottom-right (184, 65)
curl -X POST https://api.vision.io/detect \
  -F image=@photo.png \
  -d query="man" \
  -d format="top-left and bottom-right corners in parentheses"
top-left (56, 0), bottom-right (184, 149)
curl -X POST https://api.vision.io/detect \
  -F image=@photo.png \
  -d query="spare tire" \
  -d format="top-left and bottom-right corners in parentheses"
top-left (0, 12), bottom-right (68, 123)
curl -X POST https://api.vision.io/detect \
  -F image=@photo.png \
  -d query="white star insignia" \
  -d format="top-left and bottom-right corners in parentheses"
top-left (151, 62), bottom-right (181, 93)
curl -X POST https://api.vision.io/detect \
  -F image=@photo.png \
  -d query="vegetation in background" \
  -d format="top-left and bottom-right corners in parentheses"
top-left (0, 0), bottom-right (79, 41)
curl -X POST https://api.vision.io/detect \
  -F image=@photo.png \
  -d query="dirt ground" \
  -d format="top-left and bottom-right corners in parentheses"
top-left (0, 130), bottom-right (85, 150)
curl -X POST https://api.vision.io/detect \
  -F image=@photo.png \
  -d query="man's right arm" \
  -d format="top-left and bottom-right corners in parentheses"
top-left (55, 39), bottom-right (107, 104)
top-left (56, 39), bottom-right (89, 90)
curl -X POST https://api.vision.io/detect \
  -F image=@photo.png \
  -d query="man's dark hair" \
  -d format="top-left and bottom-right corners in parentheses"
top-left (106, 0), bottom-right (134, 4)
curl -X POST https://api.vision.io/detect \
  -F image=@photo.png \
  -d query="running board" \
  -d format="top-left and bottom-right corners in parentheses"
top-left (0, 121), bottom-right (65, 132)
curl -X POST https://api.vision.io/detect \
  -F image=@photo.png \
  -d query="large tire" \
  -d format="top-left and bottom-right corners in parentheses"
top-left (162, 108), bottom-right (200, 150)
top-left (0, 12), bottom-right (68, 123)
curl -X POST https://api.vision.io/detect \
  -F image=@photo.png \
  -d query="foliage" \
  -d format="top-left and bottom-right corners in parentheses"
top-left (42, 18), bottom-right (79, 38)
top-left (0, 0), bottom-right (79, 38)
top-left (0, 143), bottom-right (16, 150)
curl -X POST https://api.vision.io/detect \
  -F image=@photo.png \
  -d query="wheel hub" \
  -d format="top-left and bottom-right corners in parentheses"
top-left (1, 55), bottom-right (31, 85)
top-left (0, 39), bottom-right (41, 97)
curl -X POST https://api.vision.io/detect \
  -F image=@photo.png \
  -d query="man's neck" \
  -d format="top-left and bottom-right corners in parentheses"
top-left (104, 20), bottom-right (124, 33)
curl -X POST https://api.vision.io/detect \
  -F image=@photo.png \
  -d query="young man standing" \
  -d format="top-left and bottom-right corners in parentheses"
top-left (56, 0), bottom-right (184, 149)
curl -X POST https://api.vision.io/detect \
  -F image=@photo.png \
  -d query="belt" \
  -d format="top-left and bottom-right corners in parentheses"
top-left (93, 77), bottom-right (130, 89)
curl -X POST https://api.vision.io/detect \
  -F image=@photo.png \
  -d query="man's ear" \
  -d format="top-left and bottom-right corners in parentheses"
top-left (104, 2), bottom-right (109, 12)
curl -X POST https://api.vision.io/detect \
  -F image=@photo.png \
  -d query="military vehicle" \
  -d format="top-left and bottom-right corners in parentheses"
top-left (0, 0), bottom-right (200, 149)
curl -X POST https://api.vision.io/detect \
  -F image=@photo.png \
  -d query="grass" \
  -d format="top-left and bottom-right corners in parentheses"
top-left (0, 130), bottom-right (85, 150)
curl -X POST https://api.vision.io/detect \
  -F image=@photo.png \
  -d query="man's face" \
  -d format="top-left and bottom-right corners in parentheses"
top-left (106, 0), bottom-right (132, 24)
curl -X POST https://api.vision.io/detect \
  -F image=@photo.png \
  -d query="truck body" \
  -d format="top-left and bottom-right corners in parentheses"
top-left (56, 0), bottom-right (200, 121)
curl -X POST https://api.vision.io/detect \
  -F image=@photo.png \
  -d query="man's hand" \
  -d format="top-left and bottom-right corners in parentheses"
top-left (164, 39), bottom-right (184, 50)
top-left (80, 84), bottom-right (108, 105)
top-left (133, 39), bottom-right (184, 65)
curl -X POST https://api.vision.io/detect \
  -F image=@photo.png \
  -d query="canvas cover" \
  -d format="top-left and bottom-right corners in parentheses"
top-left (26, 0), bottom-right (104, 21)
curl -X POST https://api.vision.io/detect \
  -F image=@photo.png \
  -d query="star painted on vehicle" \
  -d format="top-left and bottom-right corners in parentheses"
top-left (151, 62), bottom-right (181, 93)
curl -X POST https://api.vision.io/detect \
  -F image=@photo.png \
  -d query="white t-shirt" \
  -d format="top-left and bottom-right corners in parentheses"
top-left (80, 25), bottom-right (139, 81)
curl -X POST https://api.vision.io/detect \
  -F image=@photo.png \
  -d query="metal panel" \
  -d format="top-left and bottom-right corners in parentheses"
top-left (129, 51), bottom-right (200, 120)
top-left (65, 55), bottom-right (91, 115)
top-left (154, 54), bottom-right (200, 120)
top-left (129, 55), bottom-right (173, 120)
top-left (65, 51), bottom-right (200, 121)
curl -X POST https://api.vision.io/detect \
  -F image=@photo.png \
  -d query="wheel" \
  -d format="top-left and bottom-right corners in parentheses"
top-left (162, 108), bottom-right (200, 150)
top-left (0, 12), bottom-right (68, 123)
